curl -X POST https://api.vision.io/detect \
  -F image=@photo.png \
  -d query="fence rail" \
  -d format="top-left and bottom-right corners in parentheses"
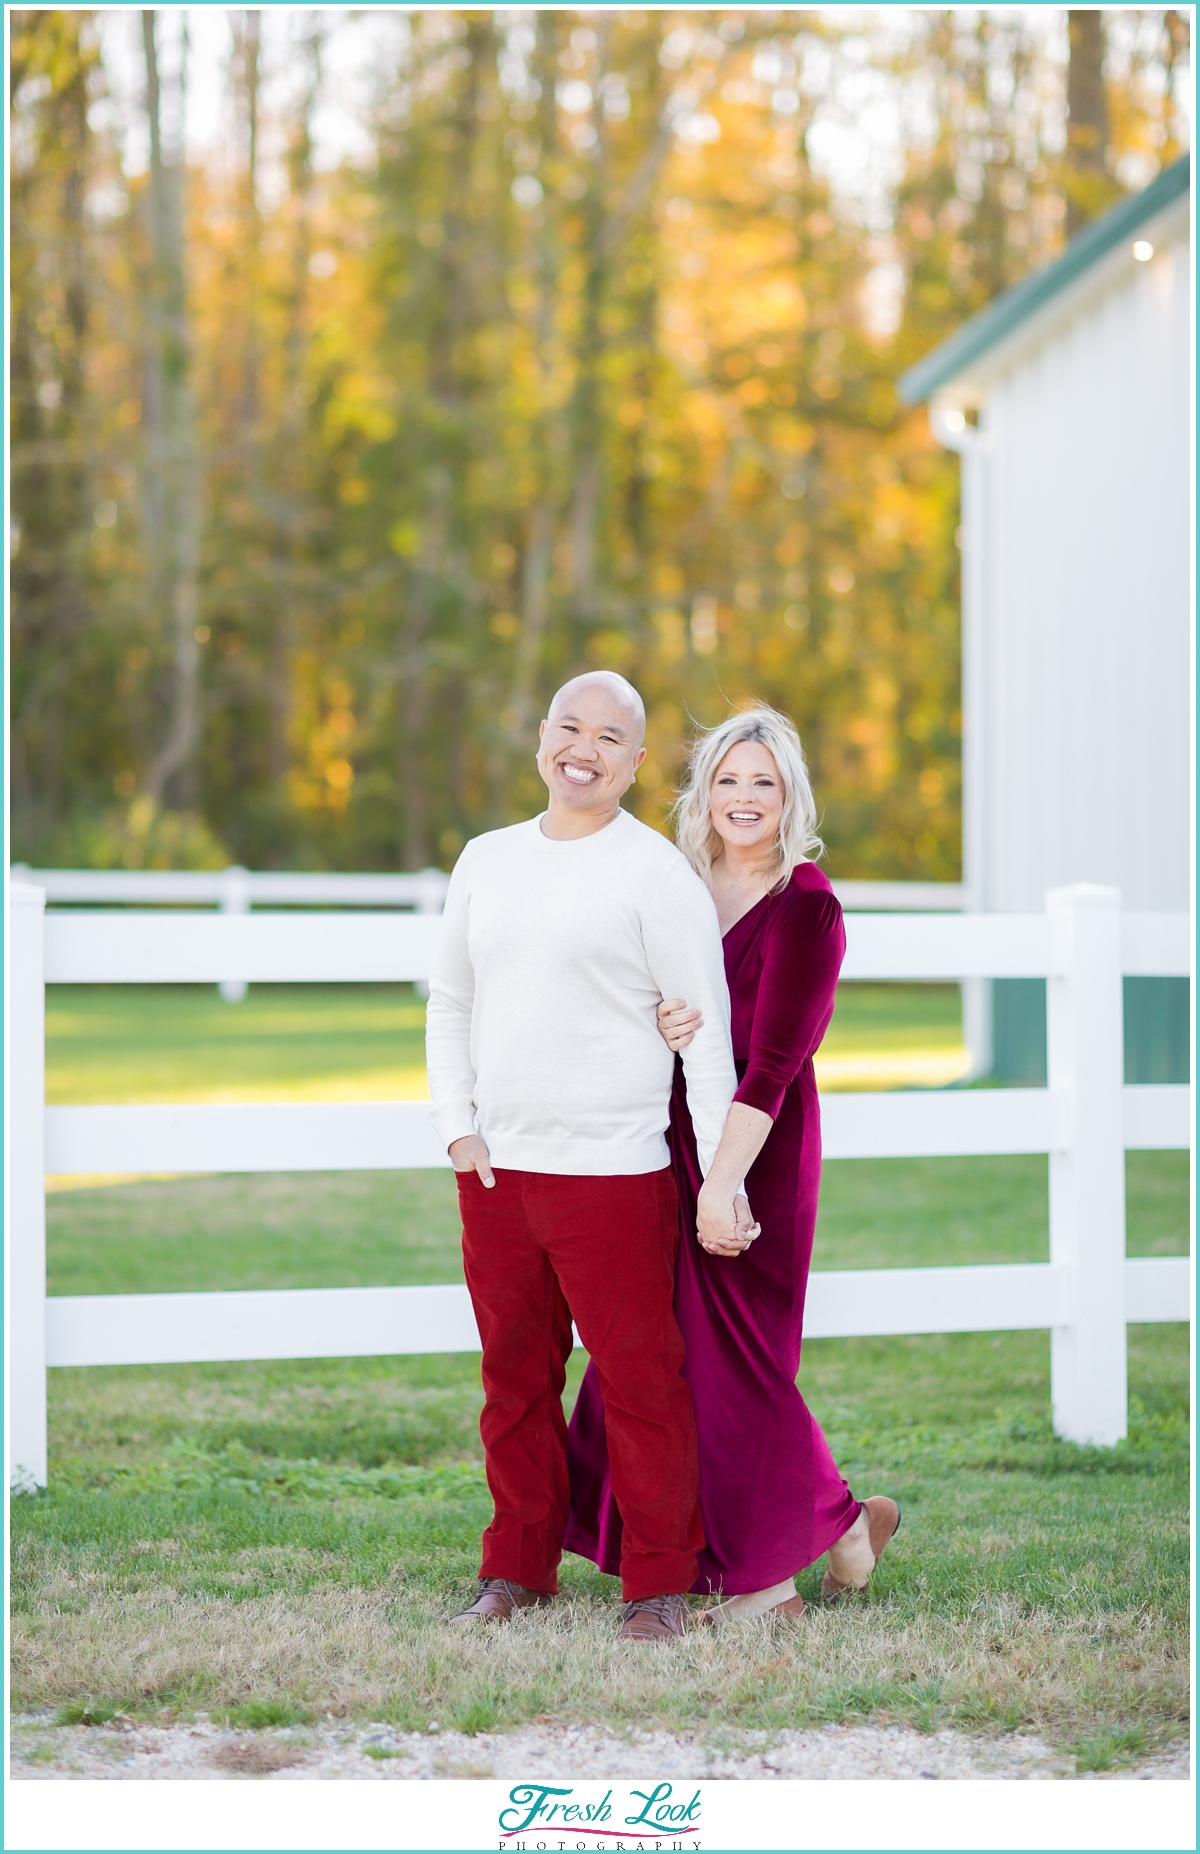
top-left (14, 865), bottom-right (967, 915)
top-left (8, 879), bottom-right (1192, 1488)
top-left (11, 864), bottom-right (451, 911)
top-left (42, 1258), bottom-right (1190, 1373)
top-left (43, 1083), bottom-right (1189, 1174)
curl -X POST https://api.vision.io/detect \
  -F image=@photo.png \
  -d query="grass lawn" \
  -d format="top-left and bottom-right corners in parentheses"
top-left (14, 984), bottom-right (1190, 1768)
top-left (45, 984), bottom-right (431, 1105)
top-left (44, 979), bottom-right (967, 1113)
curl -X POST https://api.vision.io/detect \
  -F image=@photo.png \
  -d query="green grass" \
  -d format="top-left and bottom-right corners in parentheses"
top-left (12, 1327), bottom-right (1189, 1757)
top-left (17, 982), bottom-right (1189, 1761)
top-left (822, 982), bottom-right (965, 1054)
top-left (45, 1152), bottom-right (1188, 1300)
top-left (46, 983), bottom-right (430, 1104)
top-left (47, 1171), bottom-right (465, 1298)
top-left (45, 980), bottom-right (964, 1106)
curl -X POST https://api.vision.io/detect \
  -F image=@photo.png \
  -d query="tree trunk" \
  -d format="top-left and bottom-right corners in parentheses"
top-left (265, 18), bottom-right (321, 795)
top-left (503, 14), bottom-right (565, 752)
top-left (506, 500), bottom-right (554, 741)
top-left (232, 9), bottom-right (261, 436)
top-left (396, 471), bottom-right (449, 870)
top-left (1066, 11), bottom-right (1110, 235)
top-left (142, 9), bottom-right (204, 813)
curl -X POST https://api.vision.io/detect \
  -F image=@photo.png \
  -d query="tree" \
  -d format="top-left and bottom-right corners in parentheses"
top-left (8, 9), bottom-right (1191, 879)
top-left (1065, 10), bottom-right (1116, 233)
top-left (140, 9), bottom-right (203, 810)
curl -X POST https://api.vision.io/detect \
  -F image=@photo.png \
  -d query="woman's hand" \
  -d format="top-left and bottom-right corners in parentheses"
top-left (696, 1185), bottom-right (760, 1257)
top-left (448, 1134), bottom-right (495, 1188)
top-left (657, 997), bottom-right (704, 1052)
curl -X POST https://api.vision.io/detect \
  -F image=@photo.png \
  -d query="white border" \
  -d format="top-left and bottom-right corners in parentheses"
top-left (3, 1774), bottom-right (1198, 1853)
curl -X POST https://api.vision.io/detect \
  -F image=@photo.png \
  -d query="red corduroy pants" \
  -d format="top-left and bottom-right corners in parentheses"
top-left (457, 1166), bottom-right (703, 1602)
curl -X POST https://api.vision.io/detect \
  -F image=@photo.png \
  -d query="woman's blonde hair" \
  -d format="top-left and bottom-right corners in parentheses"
top-left (671, 703), bottom-right (823, 888)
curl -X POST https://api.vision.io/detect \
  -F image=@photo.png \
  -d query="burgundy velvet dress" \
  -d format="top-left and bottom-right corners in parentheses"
top-left (563, 861), bottom-right (860, 1595)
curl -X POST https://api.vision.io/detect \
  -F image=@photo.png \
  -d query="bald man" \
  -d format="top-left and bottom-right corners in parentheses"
top-left (426, 672), bottom-right (740, 1641)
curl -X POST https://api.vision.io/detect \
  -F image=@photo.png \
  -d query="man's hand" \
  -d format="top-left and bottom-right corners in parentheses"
top-left (696, 1183), bottom-right (760, 1256)
top-left (733, 1193), bottom-right (757, 1238)
top-left (448, 1134), bottom-right (495, 1188)
top-left (657, 997), bottom-right (704, 1052)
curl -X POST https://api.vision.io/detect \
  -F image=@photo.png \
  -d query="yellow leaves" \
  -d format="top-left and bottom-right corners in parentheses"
top-left (289, 663), bottom-right (358, 815)
top-left (339, 479), bottom-right (370, 506)
top-left (690, 594), bottom-right (719, 656)
top-left (490, 612), bottom-right (519, 640)
top-left (585, 630), bottom-right (636, 671)
top-left (757, 635), bottom-right (792, 671)
top-left (651, 608), bottom-right (687, 664)
top-left (847, 715), bottom-right (881, 749)
top-left (323, 375), bottom-right (397, 445)
top-left (389, 521), bottom-right (420, 557)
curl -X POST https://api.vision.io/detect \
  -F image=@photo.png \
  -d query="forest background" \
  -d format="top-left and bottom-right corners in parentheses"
top-left (10, 7), bottom-right (1191, 879)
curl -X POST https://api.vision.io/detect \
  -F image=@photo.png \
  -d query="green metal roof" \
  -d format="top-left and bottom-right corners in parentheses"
top-left (899, 155), bottom-right (1191, 405)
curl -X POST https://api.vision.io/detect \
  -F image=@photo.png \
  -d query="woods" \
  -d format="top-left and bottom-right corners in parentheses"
top-left (10, 8), bottom-right (1190, 876)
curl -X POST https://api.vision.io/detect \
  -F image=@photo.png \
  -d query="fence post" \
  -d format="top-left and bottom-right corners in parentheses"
top-left (412, 866), bottom-right (444, 998)
top-left (1046, 883), bottom-right (1127, 1446)
top-left (10, 882), bottom-right (48, 1488)
top-left (218, 864), bottom-right (250, 1003)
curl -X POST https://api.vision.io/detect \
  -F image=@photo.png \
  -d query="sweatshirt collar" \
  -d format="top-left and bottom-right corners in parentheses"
top-left (529, 808), bottom-right (631, 849)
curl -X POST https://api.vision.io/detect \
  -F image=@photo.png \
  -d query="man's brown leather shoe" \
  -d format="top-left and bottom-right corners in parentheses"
top-left (448, 1578), bottom-right (554, 1624)
top-left (617, 1591), bottom-right (691, 1642)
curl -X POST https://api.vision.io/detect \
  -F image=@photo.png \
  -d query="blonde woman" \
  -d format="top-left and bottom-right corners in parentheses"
top-left (564, 705), bottom-right (900, 1619)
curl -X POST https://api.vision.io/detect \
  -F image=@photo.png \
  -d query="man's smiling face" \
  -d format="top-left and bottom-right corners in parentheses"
top-left (536, 675), bottom-right (647, 819)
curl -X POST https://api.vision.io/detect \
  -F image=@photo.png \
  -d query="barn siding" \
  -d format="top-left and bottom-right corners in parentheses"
top-left (976, 222), bottom-right (1190, 915)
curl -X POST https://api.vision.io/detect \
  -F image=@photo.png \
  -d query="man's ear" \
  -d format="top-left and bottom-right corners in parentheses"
top-left (538, 719), bottom-right (547, 740)
top-left (634, 746), bottom-right (647, 769)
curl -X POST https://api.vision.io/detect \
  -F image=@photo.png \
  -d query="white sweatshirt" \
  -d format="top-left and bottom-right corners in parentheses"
top-left (425, 808), bottom-right (737, 1177)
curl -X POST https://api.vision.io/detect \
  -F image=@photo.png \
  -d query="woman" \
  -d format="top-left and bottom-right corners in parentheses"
top-left (564, 705), bottom-right (900, 1619)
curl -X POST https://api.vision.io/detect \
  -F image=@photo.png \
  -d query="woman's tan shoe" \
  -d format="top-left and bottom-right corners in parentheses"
top-left (821, 1496), bottom-right (901, 1600)
top-left (703, 1577), bottom-right (803, 1623)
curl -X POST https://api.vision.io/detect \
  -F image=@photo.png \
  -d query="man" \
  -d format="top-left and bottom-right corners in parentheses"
top-left (425, 671), bottom-right (742, 1642)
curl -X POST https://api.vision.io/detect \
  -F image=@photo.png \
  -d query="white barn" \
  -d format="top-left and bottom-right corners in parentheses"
top-left (900, 156), bottom-right (1191, 1081)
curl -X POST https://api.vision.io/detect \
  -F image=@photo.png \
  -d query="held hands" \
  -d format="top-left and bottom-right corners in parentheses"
top-left (448, 1134), bottom-right (495, 1188)
top-left (696, 1186), bottom-right (760, 1258)
top-left (657, 997), bottom-right (704, 1052)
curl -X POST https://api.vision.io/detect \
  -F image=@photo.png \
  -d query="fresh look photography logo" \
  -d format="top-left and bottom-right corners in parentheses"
top-left (498, 1781), bottom-right (703, 1848)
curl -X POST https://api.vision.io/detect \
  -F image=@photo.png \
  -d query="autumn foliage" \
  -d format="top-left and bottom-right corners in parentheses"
top-left (10, 9), bottom-right (1189, 875)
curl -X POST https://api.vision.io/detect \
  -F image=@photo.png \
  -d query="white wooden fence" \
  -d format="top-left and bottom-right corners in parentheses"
top-left (8, 879), bottom-right (1190, 1488)
top-left (10, 864), bottom-right (451, 1003)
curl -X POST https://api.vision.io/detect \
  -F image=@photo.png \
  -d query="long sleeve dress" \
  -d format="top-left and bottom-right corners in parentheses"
top-left (563, 861), bottom-right (861, 1595)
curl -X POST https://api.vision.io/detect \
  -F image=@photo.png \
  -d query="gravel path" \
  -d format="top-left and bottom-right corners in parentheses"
top-left (10, 1714), bottom-right (1189, 1782)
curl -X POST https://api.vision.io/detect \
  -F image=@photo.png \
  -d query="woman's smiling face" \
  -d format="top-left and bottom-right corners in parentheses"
top-left (708, 738), bottom-right (784, 858)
